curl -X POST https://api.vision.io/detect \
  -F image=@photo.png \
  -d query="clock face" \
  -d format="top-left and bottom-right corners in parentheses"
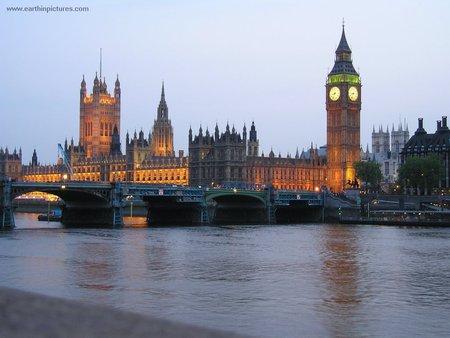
top-left (348, 86), bottom-right (358, 101)
top-left (329, 86), bottom-right (340, 101)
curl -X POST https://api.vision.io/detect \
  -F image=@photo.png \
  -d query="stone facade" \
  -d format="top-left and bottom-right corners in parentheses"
top-left (370, 123), bottom-right (409, 186)
top-left (189, 122), bottom-right (326, 190)
top-left (0, 148), bottom-right (22, 181)
top-left (326, 25), bottom-right (361, 192)
top-left (401, 116), bottom-right (450, 189)
top-left (79, 74), bottom-right (121, 158)
top-left (22, 82), bottom-right (188, 185)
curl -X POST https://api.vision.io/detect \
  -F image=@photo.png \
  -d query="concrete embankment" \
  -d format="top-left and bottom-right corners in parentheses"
top-left (0, 287), bottom-right (250, 338)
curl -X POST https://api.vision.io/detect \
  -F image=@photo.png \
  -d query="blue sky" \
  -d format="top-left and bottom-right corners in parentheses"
top-left (2, 0), bottom-right (450, 163)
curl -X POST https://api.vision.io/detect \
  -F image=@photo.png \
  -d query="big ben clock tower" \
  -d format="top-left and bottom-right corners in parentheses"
top-left (326, 24), bottom-right (361, 192)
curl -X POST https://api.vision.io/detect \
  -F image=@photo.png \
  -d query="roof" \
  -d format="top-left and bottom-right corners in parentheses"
top-left (336, 27), bottom-right (352, 53)
top-left (328, 27), bottom-right (358, 76)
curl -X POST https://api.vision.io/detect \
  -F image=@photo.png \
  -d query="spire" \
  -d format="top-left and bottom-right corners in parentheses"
top-left (336, 22), bottom-right (352, 54)
top-left (329, 22), bottom-right (358, 76)
top-left (94, 72), bottom-right (99, 89)
top-left (157, 82), bottom-right (168, 120)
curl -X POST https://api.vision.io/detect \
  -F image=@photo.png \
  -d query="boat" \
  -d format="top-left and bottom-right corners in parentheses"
top-left (37, 210), bottom-right (62, 222)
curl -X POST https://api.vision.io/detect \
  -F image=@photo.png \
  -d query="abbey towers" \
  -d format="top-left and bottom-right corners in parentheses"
top-left (326, 24), bottom-right (362, 192)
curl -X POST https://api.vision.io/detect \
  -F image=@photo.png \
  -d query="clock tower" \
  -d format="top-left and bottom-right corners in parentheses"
top-left (326, 24), bottom-right (361, 192)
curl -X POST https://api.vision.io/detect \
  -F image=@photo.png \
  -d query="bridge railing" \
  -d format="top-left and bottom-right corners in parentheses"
top-left (273, 190), bottom-right (323, 206)
top-left (122, 184), bottom-right (204, 203)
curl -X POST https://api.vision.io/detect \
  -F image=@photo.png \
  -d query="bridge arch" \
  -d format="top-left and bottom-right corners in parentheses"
top-left (205, 189), bottom-right (267, 206)
top-left (9, 182), bottom-right (122, 227)
top-left (205, 189), bottom-right (268, 224)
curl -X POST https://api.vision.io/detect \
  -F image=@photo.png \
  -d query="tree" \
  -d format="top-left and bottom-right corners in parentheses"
top-left (398, 155), bottom-right (443, 195)
top-left (354, 160), bottom-right (382, 192)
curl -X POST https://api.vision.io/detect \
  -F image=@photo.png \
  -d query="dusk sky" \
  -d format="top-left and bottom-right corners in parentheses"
top-left (2, 0), bottom-right (450, 164)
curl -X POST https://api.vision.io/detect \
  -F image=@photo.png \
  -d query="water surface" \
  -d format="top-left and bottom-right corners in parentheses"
top-left (1, 213), bottom-right (449, 337)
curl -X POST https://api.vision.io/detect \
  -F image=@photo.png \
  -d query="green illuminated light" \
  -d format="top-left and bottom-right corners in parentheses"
top-left (327, 74), bottom-right (361, 84)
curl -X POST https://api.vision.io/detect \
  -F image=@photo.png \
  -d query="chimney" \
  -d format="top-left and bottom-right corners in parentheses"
top-left (418, 118), bottom-right (423, 129)
top-left (437, 120), bottom-right (442, 131)
top-left (443, 116), bottom-right (448, 128)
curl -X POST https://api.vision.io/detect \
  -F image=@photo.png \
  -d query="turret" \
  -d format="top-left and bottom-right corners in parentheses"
top-left (215, 123), bottom-right (219, 141)
top-left (114, 74), bottom-right (121, 99)
top-left (31, 149), bottom-right (38, 166)
top-left (110, 125), bottom-right (122, 156)
top-left (247, 121), bottom-right (259, 156)
top-left (80, 75), bottom-right (86, 100)
top-left (93, 73), bottom-right (100, 94)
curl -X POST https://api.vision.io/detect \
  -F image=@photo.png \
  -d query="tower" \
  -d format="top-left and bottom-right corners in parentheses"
top-left (151, 82), bottom-right (175, 156)
top-left (79, 52), bottom-right (121, 159)
top-left (391, 122), bottom-right (409, 157)
top-left (79, 73), bottom-right (121, 158)
top-left (372, 125), bottom-right (390, 161)
top-left (326, 24), bottom-right (361, 192)
top-left (247, 121), bottom-right (259, 157)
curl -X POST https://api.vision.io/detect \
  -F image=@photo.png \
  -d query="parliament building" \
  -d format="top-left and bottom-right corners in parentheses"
top-left (22, 77), bottom-right (188, 185)
top-left (16, 25), bottom-right (363, 193)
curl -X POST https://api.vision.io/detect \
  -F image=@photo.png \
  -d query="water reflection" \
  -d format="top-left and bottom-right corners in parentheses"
top-left (66, 230), bottom-right (123, 306)
top-left (319, 225), bottom-right (363, 337)
top-left (4, 216), bottom-right (450, 337)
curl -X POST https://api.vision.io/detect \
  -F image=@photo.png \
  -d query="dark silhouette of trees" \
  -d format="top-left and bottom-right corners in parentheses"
top-left (354, 160), bottom-right (382, 192)
top-left (398, 155), bottom-right (443, 195)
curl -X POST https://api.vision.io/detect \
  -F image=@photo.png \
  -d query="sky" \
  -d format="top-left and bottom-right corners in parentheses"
top-left (2, 0), bottom-right (450, 164)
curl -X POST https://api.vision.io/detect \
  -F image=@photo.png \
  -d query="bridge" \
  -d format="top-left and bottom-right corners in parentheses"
top-left (0, 179), bottom-right (324, 228)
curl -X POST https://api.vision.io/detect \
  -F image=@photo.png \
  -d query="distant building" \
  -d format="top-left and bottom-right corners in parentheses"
top-left (0, 147), bottom-right (22, 181)
top-left (370, 123), bottom-right (409, 186)
top-left (401, 116), bottom-right (450, 189)
top-left (189, 122), bottom-right (327, 190)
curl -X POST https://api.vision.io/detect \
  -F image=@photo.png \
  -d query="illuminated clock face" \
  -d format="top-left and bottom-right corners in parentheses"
top-left (329, 86), bottom-right (340, 101)
top-left (348, 86), bottom-right (359, 101)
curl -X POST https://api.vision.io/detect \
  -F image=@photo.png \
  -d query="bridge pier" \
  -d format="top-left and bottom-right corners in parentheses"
top-left (61, 206), bottom-right (122, 227)
top-left (1, 179), bottom-right (15, 229)
top-left (61, 183), bottom-right (123, 227)
top-left (145, 197), bottom-right (205, 226)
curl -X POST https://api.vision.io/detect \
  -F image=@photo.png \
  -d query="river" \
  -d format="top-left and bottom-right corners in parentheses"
top-left (1, 213), bottom-right (449, 337)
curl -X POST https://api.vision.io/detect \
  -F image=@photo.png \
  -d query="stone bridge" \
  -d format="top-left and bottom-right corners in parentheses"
top-left (1, 180), bottom-right (122, 227)
top-left (1, 180), bottom-right (324, 228)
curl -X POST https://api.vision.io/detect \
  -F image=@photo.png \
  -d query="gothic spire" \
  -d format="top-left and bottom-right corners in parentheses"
top-left (157, 81), bottom-right (168, 120)
top-left (329, 22), bottom-right (358, 76)
top-left (336, 23), bottom-right (352, 54)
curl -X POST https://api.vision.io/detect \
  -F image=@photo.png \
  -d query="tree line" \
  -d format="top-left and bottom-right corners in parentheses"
top-left (353, 155), bottom-right (444, 195)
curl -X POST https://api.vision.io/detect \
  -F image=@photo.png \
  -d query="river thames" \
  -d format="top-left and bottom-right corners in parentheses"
top-left (1, 213), bottom-right (450, 337)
